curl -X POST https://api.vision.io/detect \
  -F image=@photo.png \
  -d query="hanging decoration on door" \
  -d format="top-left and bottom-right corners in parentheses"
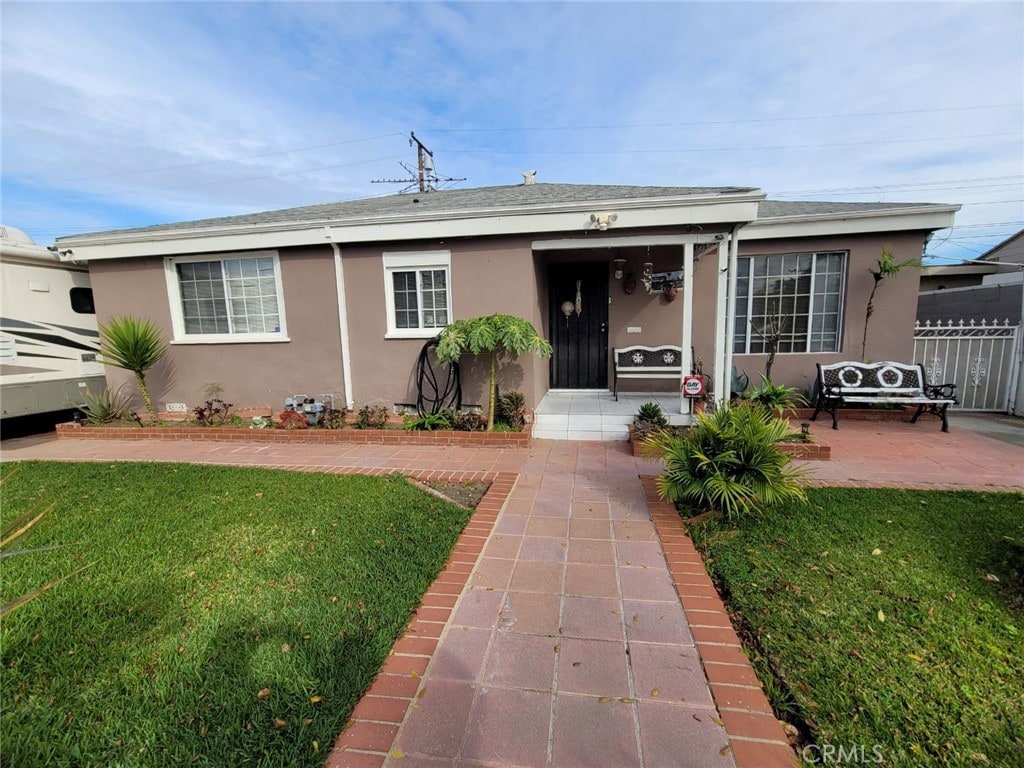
top-left (574, 280), bottom-right (583, 316)
top-left (560, 280), bottom-right (584, 327)
top-left (560, 301), bottom-right (575, 327)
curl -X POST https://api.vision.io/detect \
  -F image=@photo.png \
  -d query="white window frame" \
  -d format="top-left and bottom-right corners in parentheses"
top-left (733, 251), bottom-right (847, 355)
top-left (382, 251), bottom-right (452, 339)
top-left (163, 251), bottom-right (289, 344)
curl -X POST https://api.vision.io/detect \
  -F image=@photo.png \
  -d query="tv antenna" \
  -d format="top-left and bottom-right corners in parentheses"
top-left (372, 132), bottom-right (465, 193)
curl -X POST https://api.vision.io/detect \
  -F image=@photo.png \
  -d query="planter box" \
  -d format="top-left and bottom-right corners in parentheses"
top-left (785, 406), bottom-right (910, 423)
top-left (628, 424), bottom-right (830, 461)
top-left (55, 422), bottom-right (531, 448)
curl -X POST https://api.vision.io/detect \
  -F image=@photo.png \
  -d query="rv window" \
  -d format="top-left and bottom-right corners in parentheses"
top-left (70, 287), bottom-right (96, 314)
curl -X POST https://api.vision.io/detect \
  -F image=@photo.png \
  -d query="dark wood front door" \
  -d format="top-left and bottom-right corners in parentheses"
top-left (549, 262), bottom-right (609, 389)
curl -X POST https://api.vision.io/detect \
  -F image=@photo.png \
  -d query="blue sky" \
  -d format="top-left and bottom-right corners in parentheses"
top-left (2, 1), bottom-right (1022, 263)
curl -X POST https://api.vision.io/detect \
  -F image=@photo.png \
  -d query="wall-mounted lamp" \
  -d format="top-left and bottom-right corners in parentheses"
top-left (612, 258), bottom-right (627, 280)
top-left (589, 212), bottom-right (618, 231)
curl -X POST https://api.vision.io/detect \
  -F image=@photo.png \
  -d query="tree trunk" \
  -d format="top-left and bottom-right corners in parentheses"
top-left (487, 351), bottom-right (497, 431)
top-left (136, 372), bottom-right (156, 424)
top-left (860, 278), bottom-right (881, 361)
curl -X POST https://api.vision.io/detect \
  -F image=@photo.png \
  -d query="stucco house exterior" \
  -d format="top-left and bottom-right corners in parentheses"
top-left (54, 181), bottom-right (958, 425)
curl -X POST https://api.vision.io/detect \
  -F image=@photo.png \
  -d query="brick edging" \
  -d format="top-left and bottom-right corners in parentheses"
top-left (641, 476), bottom-right (801, 768)
top-left (324, 472), bottom-right (517, 768)
top-left (55, 422), bottom-right (531, 448)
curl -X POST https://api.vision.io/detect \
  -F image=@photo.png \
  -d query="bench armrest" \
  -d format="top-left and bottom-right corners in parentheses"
top-left (925, 383), bottom-right (957, 400)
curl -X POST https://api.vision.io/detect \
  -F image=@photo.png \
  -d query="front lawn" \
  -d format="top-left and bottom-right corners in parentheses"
top-left (1, 462), bottom-right (472, 767)
top-left (688, 488), bottom-right (1023, 768)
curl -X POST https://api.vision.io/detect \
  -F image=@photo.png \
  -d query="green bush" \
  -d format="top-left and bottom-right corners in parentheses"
top-left (746, 376), bottom-right (806, 416)
top-left (354, 405), bottom-right (389, 429)
top-left (402, 412), bottom-right (452, 431)
top-left (642, 401), bottom-right (807, 521)
top-left (75, 385), bottom-right (135, 425)
top-left (635, 401), bottom-right (669, 428)
top-left (445, 409), bottom-right (487, 432)
top-left (496, 391), bottom-right (526, 431)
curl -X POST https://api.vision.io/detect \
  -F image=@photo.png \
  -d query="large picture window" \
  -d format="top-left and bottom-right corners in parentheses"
top-left (164, 252), bottom-right (287, 343)
top-left (383, 251), bottom-right (451, 338)
top-left (733, 251), bottom-right (846, 354)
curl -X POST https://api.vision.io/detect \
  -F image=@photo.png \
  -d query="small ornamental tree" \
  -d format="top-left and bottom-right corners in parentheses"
top-left (436, 314), bottom-right (552, 431)
top-left (861, 244), bottom-right (918, 361)
top-left (99, 315), bottom-right (167, 424)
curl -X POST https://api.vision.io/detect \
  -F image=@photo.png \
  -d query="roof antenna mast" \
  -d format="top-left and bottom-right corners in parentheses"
top-left (372, 132), bottom-right (465, 193)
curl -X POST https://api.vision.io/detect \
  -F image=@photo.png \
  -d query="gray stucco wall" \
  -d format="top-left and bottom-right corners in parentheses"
top-left (917, 283), bottom-right (1023, 324)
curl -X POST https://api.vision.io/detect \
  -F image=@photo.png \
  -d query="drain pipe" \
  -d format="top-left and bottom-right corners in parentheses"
top-left (331, 243), bottom-right (355, 409)
top-left (723, 224), bottom-right (741, 399)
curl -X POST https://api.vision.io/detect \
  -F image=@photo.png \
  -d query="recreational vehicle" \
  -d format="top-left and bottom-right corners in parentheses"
top-left (0, 225), bottom-right (105, 424)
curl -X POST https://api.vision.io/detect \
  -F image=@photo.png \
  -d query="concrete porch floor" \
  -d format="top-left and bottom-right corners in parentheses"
top-left (533, 391), bottom-right (687, 442)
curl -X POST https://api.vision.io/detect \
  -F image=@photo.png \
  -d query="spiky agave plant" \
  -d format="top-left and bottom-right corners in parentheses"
top-left (642, 401), bottom-right (807, 521)
top-left (99, 315), bottom-right (167, 424)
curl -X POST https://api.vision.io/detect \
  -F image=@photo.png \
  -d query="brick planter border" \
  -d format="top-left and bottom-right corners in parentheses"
top-left (55, 422), bottom-right (530, 448)
top-left (324, 472), bottom-right (516, 768)
top-left (628, 425), bottom-right (830, 460)
top-left (642, 476), bottom-right (800, 768)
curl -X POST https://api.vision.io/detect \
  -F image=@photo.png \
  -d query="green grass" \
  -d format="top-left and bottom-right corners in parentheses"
top-left (688, 487), bottom-right (1024, 768)
top-left (1, 462), bottom-right (472, 767)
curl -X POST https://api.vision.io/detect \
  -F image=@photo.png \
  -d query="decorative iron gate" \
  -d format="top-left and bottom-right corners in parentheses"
top-left (913, 319), bottom-right (1021, 412)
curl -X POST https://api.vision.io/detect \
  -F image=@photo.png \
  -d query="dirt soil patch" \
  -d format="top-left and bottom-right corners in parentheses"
top-left (426, 481), bottom-right (490, 509)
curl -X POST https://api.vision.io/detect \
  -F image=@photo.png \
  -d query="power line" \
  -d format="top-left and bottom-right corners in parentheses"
top-left (437, 132), bottom-right (1021, 156)
top-left (773, 174), bottom-right (1022, 195)
top-left (425, 103), bottom-right (1022, 133)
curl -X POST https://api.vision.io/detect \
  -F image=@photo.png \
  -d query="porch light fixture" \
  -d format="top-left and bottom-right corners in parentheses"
top-left (612, 258), bottom-right (627, 280)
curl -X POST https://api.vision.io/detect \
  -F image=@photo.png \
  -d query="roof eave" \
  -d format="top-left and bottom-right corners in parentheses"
top-left (55, 190), bottom-right (766, 260)
top-left (742, 204), bottom-right (961, 241)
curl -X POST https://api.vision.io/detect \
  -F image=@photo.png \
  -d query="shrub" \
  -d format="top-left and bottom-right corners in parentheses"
top-left (75, 385), bottom-right (135, 425)
top-left (642, 401), bottom-right (807, 521)
top-left (496, 391), bottom-right (526, 431)
top-left (635, 402), bottom-right (669, 428)
top-left (320, 407), bottom-right (348, 430)
top-left (746, 376), bottom-right (806, 416)
top-left (192, 397), bottom-right (233, 426)
top-left (354, 404), bottom-right (389, 429)
top-left (402, 412), bottom-right (452, 431)
top-left (98, 315), bottom-right (167, 424)
top-left (447, 409), bottom-right (487, 432)
top-left (275, 410), bottom-right (308, 430)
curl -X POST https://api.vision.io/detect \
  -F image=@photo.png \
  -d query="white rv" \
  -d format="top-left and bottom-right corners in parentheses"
top-left (0, 225), bottom-right (106, 423)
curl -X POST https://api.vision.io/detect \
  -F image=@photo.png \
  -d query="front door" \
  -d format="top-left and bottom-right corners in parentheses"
top-left (548, 262), bottom-right (608, 389)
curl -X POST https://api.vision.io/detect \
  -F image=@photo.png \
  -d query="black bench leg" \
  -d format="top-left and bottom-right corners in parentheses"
top-left (910, 405), bottom-right (924, 424)
top-left (939, 404), bottom-right (950, 433)
top-left (613, 377), bottom-right (618, 402)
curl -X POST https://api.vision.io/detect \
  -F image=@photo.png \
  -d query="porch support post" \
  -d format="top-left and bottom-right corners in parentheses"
top-left (680, 241), bottom-right (695, 417)
top-left (712, 240), bottom-right (729, 406)
top-left (723, 225), bottom-right (741, 401)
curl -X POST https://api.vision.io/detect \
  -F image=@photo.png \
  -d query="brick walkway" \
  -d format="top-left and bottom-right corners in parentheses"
top-left (2, 421), bottom-right (1020, 768)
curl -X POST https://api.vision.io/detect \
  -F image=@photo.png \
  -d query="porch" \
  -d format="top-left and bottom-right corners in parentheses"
top-left (532, 390), bottom-right (686, 441)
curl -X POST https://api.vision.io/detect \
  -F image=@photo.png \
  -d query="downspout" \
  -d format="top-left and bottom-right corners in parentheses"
top-left (331, 243), bottom-right (355, 409)
top-left (723, 224), bottom-right (742, 399)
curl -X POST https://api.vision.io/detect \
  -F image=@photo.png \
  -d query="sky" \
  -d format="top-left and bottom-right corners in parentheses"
top-left (1, 1), bottom-right (1022, 264)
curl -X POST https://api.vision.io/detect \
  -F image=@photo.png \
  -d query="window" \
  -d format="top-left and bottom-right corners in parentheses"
top-left (164, 252), bottom-right (288, 343)
top-left (733, 251), bottom-right (846, 354)
top-left (382, 251), bottom-right (451, 337)
top-left (69, 287), bottom-right (95, 314)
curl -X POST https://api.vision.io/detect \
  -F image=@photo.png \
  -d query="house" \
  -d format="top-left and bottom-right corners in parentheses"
top-left (54, 180), bottom-right (958, 431)
top-left (918, 229), bottom-right (1024, 324)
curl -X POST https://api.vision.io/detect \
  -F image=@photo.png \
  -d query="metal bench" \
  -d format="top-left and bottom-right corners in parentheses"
top-left (811, 361), bottom-right (957, 432)
top-left (613, 346), bottom-right (683, 401)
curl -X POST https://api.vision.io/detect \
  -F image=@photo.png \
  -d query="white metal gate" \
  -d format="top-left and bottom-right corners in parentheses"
top-left (913, 319), bottom-right (1021, 412)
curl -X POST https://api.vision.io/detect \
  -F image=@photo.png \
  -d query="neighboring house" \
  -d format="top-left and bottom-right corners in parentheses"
top-left (918, 229), bottom-right (1024, 324)
top-left (54, 181), bottom-right (958, 419)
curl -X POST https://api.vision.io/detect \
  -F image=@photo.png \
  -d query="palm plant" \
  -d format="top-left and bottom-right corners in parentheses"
top-left (436, 314), bottom-right (552, 430)
top-left (99, 315), bottom-right (167, 424)
top-left (861, 244), bottom-right (918, 361)
top-left (641, 401), bottom-right (807, 521)
top-left (75, 384), bottom-right (136, 424)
